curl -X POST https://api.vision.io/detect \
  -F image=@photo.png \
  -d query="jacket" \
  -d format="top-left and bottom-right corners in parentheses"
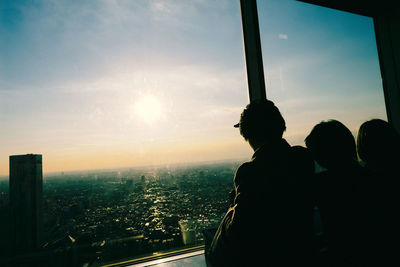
top-left (206, 139), bottom-right (315, 266)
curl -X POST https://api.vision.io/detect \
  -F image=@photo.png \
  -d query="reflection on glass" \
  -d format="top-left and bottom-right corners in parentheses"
top-left (41, 162), bottom-right (238, 264)
top-left (0, 0), bottom-right (250, 265)
top-left (257, 0), bottom-right (387, 144)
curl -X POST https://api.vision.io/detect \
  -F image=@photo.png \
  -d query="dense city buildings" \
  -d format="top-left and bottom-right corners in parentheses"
top-left (0, 160), bottom-right (239, 266)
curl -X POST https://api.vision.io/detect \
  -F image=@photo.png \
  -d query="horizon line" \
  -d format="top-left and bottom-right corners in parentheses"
top-left (0, 156), bottom-right (248, 179)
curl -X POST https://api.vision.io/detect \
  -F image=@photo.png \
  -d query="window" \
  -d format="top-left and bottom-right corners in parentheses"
top-left (1, 1), bottom-right (390, 266)
top-left (257, 0), bottom-right (387, 144)
top-left (0, 1), bottom-right (250, 265)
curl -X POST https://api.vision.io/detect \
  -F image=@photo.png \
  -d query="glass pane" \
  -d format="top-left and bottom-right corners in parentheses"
top-left (257, 0), bottom-right (387, 145)
top-left (0, 1), bottom-right (250, 265)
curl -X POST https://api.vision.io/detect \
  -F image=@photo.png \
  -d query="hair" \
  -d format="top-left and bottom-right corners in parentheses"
top-left (305, 120), bottom-right (356, 169)
top-left (238, 99), bottom-right (286, 142)
top-left (357, 119), bottom-right (400, 167)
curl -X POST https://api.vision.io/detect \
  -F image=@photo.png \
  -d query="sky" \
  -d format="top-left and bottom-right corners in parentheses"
top-left (0, 0), bottom-right (386, 175)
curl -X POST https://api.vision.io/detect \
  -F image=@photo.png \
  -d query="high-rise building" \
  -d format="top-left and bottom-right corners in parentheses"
top-left (9, 154), bottom-right (43, 253)
top-left (178, 220), bottom-right (197, 245)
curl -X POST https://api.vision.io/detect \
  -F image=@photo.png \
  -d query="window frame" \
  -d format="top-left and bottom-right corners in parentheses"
top-left (240, 0), bottom-right (400, 131)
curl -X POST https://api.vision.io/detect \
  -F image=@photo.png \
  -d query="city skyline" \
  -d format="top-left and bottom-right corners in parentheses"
top-left (0, 0), bottom-right (387, 174)
top-left (0, 160), bottom-right (237, 265)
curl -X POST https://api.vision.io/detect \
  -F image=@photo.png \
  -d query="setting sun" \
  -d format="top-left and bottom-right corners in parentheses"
top-left (134, 95), bottom-right (163, 125)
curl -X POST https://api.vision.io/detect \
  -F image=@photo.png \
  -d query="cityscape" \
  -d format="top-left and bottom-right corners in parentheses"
top-left (0, 160), bottom-right (240, 266)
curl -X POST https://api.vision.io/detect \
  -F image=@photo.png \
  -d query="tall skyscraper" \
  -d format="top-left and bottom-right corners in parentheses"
top-left (10, 154), bottom-right (43, 253)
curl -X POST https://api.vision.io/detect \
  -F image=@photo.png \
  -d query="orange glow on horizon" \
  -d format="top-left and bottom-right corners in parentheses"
top-left (0, 137), bottom-right (251, 175)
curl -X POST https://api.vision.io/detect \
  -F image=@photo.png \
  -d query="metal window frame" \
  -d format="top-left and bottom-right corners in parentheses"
top-left (374, 15), bottom-right (400, 132)
top-left (239, 0), bottom-right (267, 102)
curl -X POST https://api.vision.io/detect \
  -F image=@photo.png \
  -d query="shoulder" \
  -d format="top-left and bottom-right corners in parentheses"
top-left (236, 161), bottom-right (253, 174)
top-left (234, 162), bottom-right (253, 186)
top-left (290, 145), bottom-right (312, 158)
top-left (289, 145), bottom-right (314, 172)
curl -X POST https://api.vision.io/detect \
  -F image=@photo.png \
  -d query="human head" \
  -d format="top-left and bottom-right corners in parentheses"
top-left (357, 119), bottom-right (400, 169)
top-left (235, 99), bottom-right (286, 144)
top-left (305, 120), bottom-right (356, 169)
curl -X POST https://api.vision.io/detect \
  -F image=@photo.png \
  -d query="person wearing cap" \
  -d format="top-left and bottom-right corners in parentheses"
top-left (206, 99), bottom-right (315, 267)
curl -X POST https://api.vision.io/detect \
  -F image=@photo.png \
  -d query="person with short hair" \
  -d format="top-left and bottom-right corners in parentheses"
top-left (305, 120), bottom-right (367, 266)
top-left (305, 120), bottom-right (357, 170)
top-left (356, 119), bottom-right (400, 265)
top-left (357, 119), bottom-right (400, 172)
top-left (206, 99), bottom-right (315, 267)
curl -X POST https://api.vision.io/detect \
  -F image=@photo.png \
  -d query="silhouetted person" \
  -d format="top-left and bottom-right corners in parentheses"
top-left (356, 119), bottom-right (400, 266)
top-left (206, 100), bottom-right (315, 267)
top-left (357, 119), bottom-right (400, 174)
top-left (305, 120), bottom-right (367, 266)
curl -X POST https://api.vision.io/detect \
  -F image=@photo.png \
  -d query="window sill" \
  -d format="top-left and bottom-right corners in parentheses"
top-left (102, 245), bottom-right (205, 267)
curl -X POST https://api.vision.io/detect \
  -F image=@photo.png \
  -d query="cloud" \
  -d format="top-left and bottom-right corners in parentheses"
top-left (278, 33), bottom-right (288, 40)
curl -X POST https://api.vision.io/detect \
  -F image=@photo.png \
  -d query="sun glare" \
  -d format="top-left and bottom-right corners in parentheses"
top-left (134, 95), bottom-right (163, 125)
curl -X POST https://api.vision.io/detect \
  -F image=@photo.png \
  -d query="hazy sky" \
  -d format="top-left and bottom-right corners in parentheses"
top-left (0, 0), bottom-right (386, 174)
